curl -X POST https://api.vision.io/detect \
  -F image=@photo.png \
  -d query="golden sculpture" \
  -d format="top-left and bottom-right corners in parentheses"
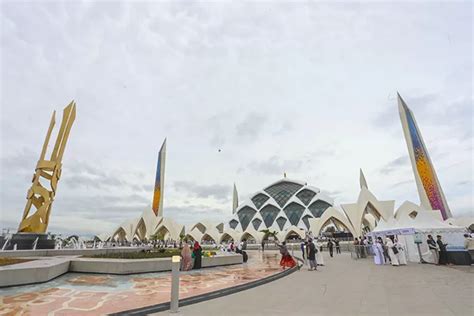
top-left (18, 101), bottom-right (76, 233)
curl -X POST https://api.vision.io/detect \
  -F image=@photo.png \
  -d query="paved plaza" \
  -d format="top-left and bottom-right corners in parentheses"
top-left (156, 251), bottom-right (473, 316)
top-left (0, 253), bottom-right (282, 315)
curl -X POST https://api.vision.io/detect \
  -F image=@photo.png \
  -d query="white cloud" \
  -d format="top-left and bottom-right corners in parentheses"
top-left (0, 1), bottom-right (472, 235)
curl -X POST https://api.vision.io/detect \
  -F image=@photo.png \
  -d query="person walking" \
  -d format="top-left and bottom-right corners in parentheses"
top-left (353, 238), bottom-right (360, 259)
top-left (373, 238), bottom-right (384, 265)
top-left (180, 243), bottom-right (193, 271)
top-left (327, 239), bottom-right (334, 257)
top-left (386, 236), bottom-right (399, 266)
top-left (335, 239), bottom-right (341, 254)
top-left (315, 239), bottom-right (325, 266)
top-left (427, 235), bottom-right (439, 264)
top-left (192, 241), bottom-right (202, 269)
top-left (306, 238), bottom-right (317, 271)
top-left (395, 238), bottom-right (407, 265)
top-left (360, 237), bottom-right (367, 258)
top-left (381, 237), bottom-right (390, 263)
top-left (300, 240), bottom-right (306, 261)
top-left (277, 241), bottom-right (297, 270)
top-left (436, 235), bottom-right (448, 265)
top-left (261, 240), bottom-right (265, 252)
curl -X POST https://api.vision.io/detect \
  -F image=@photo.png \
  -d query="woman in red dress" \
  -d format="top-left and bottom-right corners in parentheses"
top-left (277, 241), bottom-right (296, 269)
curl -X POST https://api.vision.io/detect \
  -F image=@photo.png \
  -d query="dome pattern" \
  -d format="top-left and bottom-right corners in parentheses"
top-left (227, 179), bottom-right (334, 233)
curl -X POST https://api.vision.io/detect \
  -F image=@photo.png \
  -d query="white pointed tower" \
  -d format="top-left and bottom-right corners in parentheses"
top-left (359, 168), bottom-right (368, 190)
top-left (232, 183), bottom-right (239, 214)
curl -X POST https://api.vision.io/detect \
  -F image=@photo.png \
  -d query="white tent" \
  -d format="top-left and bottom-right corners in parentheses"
top-left (370, 211), bottom-right (466, 263)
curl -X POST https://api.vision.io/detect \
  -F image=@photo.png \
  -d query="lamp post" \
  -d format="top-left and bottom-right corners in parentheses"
top-left (170, 255), bottom-right (181, 313)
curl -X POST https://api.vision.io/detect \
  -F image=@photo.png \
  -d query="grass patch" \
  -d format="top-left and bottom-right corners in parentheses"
top-left (84, 248), bottom-right (222, 259)
top-left (85, 249), bottom-right (182, 259)
top-left (0, 257), bottom-right (33, 266)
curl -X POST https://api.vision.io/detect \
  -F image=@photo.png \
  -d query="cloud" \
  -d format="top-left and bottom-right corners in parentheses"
top-left (235, 112), bottom-right (267, 141)
top-left (1, 1), bottom-right (471, 234)
top-left (172, 181), bottom-right (231, 202)
top-left (273, 120), bottom-right (293, 136)
top-left (164, 205), bottom-right (228, 225)
top-left (390, 179), bottom-right (413, 188)
top-left (241, 156), bottom-right (304, 176)
top-left (0, 148), bottom-right (37, 174)
top-left (372, 93), bottom-right (473, 141)
top-left (380, 156), bottom-right (410, 175)
top-left (321, 189), bottom-right (343, 197)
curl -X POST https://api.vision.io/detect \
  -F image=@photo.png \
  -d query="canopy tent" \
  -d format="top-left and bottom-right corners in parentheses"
top-left (368, 211), bottom-right (466, 263)
top-left (370, 211), bottom-right (465, 236)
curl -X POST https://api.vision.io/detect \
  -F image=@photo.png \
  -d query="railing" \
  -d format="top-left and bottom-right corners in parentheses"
top-left (349, 245), bottom-right (374, 259)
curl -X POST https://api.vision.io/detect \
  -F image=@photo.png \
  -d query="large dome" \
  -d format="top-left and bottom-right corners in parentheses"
top-left (227, 179), bottom-right (334, 233)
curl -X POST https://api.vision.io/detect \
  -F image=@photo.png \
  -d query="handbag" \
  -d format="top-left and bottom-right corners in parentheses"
top-left (392, 246), bottom-right (399, 254)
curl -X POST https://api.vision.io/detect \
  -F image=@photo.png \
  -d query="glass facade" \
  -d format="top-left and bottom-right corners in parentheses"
top-left (276, 217), bottom-right (287, 230)
top-left (229, 219), bottom-right (239, 229)
top-left (259, 205), bottom-right (280, 228)
top-left (283, 202), bottom-right (305, 226)
top-left (296, 189), bottom-right (316, 206)
top-left (237, 206), bottom-right (257, 231)
top-left (302, 215), bottom-right (313, 230)
top-left (252, 218), bottom-right (262, 230)
top-left (251, 193), bottom-right (270, 209)
top-left (264, 181), bottom-right (303, 207)
top-left (308, 200), bottom-right (331, 218)
top-left (229, 180), bottom-right (334, 233)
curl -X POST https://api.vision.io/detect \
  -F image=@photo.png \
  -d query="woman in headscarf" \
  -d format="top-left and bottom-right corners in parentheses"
top-left (180, 242), bottom-right (193, 271)
top-left (277, 241), bottom-right (296, 270)
top-left (192, 241), bottom-right (203, 269)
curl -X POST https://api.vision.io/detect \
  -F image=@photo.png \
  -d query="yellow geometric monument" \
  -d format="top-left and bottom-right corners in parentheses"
top-left (18, 101), bottom-right (76, 233)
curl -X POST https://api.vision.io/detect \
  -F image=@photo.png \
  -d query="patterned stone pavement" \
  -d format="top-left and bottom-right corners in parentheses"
top-left (0, 252), bottom-right (282, 315)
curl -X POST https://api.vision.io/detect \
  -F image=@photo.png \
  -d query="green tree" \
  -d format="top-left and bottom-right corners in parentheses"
top-left (259, 229), bottom-right (278, 245)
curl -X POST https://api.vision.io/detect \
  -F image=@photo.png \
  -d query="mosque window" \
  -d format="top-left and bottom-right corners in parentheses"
top-left (283, 202), bottom-right (305, 226)
top-left (296, 189), bottom-right (316, 206)
top-left (276, 217), bottom-right (287, 230)
top-left (229, 219), bottom-right (239, 229)
top-left (264, 181), bottom-right (304, 207)
top-left (252, 218), bottom-right (262, 230)
top-left (237, 206), bottom-right (257, 231)
top-left (302, 215), bottom-right (313, 230)
top-left (259, 205), bottom-right (280, 228)
top-left (308, 200), bottom-right (331, 218)
top-left (251, 193), bottom-right (270, 209)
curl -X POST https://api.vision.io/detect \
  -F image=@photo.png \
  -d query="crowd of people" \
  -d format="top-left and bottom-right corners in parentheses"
top-left (179, 233), bottom-right (471, 273)
top-left (372, 236), bottom-right (407, 266)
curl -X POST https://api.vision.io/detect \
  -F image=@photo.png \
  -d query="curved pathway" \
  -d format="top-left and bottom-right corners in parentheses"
top-left (153, 252), bottom-right (473, 316)
top-left (0, 251), bottom-right (285, 315)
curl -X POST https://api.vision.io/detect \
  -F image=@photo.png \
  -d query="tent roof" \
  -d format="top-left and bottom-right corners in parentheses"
top-left (372, 211), bottom-right (465, 235)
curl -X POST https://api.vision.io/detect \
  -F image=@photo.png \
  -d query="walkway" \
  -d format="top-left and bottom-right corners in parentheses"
top-left (0, 252), bottom-right (282, 315)
top-left (154, 252), bottom-right (473, 316)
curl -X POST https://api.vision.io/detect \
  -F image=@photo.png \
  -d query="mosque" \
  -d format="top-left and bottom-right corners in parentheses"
top-left (100, 94), bottom-right (473, 245)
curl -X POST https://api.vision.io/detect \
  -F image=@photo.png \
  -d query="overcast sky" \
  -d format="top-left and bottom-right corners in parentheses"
top-left (1, 1), bottom-right (472, 236)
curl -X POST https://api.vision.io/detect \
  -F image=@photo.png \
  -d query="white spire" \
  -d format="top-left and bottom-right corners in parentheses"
top-left (232, 183), bottom-right (238, 214)
top-left (359, 168), bottom-right (368, 189)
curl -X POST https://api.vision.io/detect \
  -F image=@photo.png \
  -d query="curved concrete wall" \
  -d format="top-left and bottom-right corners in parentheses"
top-left (0, 254), bottom-right (242, 287)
